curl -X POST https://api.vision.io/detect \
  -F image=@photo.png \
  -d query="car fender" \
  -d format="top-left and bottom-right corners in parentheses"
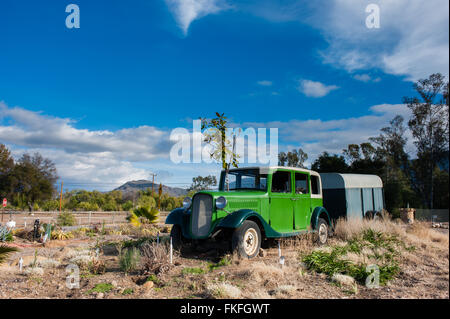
top-left (217, 209), bottom-right (262, 228)
top-left (311, 206), bottom-right (331, 230)
top-left (165, 207), bottom-right (186, 225)
top-left (165, 208), bottom-right (192, 238)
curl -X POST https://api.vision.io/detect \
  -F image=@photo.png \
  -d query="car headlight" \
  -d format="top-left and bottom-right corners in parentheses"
top-left (182, 197), bottom-right (192, 209)
top-left (216, 196), bottom-right (227, 210)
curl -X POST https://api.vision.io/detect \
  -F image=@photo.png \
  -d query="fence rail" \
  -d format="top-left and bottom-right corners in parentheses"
top-left (414, 209), bottom-right (449, 223)
top-left (0, 210), bottom-right (170, 228)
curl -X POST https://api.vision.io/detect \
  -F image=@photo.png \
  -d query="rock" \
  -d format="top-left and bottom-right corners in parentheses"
top-left (258, 248), bottom-right (267, 258)
top-left (142, 281), bottom-right (154, 292)
top-left (111, 280), bottom-right (118, 288)
top-left (96, 292), bottom-right (104, 299)
top-left (331, 273), bottom-right (355, 287)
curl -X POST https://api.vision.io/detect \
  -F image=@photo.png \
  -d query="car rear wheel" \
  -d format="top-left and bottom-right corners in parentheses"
top-left (314, 218), bottom-right (329, 245)
top-left (231, 220), bottom-right (261, 259)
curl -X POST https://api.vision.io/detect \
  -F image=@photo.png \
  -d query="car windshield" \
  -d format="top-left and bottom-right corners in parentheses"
top-left (219, 169), bottom-right (267, 191)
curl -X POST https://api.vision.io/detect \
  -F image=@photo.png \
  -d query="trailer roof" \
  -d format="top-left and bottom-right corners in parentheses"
top-left (320, 173), bottom-right (383, 189)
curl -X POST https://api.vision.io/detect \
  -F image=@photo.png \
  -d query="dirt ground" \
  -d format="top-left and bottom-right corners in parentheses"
top-left (0, 220), bottom-right (448, 299)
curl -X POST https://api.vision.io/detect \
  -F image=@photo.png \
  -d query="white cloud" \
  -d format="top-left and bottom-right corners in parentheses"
top-left (0, 102), bottom-right (171, 162)
top-left (311, 0), bottom-right (449, 81)
top-left (165, 0), bottom-right (229, 35)
top-left (257, 80), bottom-right (273, 86)
top-left (298, 79), bottom-right (339, 98)
top-left (243, 103), bottom-right (414, 164)
top-left (353, 73), bottom-right (381, 83)
top-left (238, 0), bottom-right (448, 81)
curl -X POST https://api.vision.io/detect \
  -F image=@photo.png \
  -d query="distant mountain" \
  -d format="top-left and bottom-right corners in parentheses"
top-left (114, 180), bottom-right (187, 197)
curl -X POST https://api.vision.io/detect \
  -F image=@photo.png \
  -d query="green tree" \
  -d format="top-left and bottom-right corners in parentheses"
top-left (188, 175), bottom-right (217, 192)
top-left (311, 152), bottom-right (349, 173)
top-left (0, 144), bottom-right (15, 198)
top-left (201, 113), bottom-right (240, 170)
top-left (403, 73), bottom-right (449, 208)
top-left (278, 148), bottom-right (308, 168)
top-left (369, 116), bottom-right (414, 213)
top-left (10, 153), bottom-right (58, 211)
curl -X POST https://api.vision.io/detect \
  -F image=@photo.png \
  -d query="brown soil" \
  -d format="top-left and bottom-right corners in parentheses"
top-left (0, 221), bottom-right (448, 299)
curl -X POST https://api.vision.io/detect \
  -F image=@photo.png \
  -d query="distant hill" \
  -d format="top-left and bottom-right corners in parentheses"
top-left (114, 180), bottom-right (187, 197)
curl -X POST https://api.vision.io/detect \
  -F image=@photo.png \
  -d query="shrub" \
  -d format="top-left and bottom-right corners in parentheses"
top-left (140, 241), bottom-right (177, 275)
top-left (0, 244), bottom-right (18, 265)
top-left (119, 247), bottom-right (141, 274)
top-left (122, 288), bottom-right (134, 295)
top-left (182, 267), bottom-right (206, 275)
top-left (302, 229), bottom-right (405, 286)
top-left (87, 283), bottom-right (114, 294)
top-left (57, 211), bottom-right (76, 226)
top-left (206, 283), bottom-right (241, 299)
top-left (134, 207), bottom-right (159, 224)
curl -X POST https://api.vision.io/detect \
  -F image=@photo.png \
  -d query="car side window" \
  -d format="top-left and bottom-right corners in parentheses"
top-left (271, 171), bottom-right (291, 193)
top-left (295, 173), bottom-right (309, 194)
top-left (311, 175), bottom-right (320, 195)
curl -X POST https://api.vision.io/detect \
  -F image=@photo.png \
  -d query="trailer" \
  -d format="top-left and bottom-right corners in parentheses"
top-left (320, 173), bottom-right (384, 220)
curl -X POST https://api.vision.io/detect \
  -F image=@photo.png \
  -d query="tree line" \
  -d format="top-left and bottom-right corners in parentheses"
top-left (278, 74), bottom-right (449, 215)
top-left (0, 146), bottom-right (185, 212)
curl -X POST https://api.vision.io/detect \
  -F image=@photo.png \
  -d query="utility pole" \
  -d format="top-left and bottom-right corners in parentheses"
top-left (150, 173), bottom-right (157, 195)
top-left (59, 181), bottom-right (63, 214)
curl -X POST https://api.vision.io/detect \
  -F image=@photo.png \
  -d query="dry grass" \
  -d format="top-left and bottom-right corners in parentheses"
top-left (206, 282), bottom-right (241, 299)
top-left (334, 218), bottom-right (448, 250)
top-left (235, 261), bottom-right (285, 289)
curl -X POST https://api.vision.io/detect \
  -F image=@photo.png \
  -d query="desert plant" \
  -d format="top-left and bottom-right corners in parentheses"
top-left (122, 288), bottom-right (134, 295)
top-left (0, 226), bottom-right (13, 242)
top-left (88, 258), bottom-right (106, 275)
top-left (302, 228), bottom-right (406, 285)
top-left (57, 211), bottom-right (76, 226)
top-left (0, 244), bottom-right (18, 265)
top-left (119, 247), bottom-right (141, 274)
top-left (131, 207), bottom-right (160, 225)
top-left (87, 283), bottom-right (114, 294)
top-left (51, 229), bottom-right (74, 240)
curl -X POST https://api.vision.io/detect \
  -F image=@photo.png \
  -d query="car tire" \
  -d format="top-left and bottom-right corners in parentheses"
top-left (364, 211), bottom-right (374, 219)
top-left (170, 224), bottom-right (185, 250)
top-left (314, 218), bottom-right (329, 245)
top-left (231, 220), bottom-right (261, 259)
top-left (373, 211), bottom-right (383, 221)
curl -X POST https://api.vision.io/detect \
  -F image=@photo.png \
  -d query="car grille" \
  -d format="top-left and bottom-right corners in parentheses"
top-left (191, 194), bottom-right (213, 238)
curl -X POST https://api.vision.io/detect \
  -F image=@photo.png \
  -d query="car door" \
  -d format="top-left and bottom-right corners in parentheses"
top-left (292, 172), bottom-right (311, 230)
top-left (269, 170), bottom-right (294, 233)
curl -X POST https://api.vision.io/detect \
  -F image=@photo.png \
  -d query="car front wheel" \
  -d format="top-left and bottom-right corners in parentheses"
top-left (231, 220), bottom-right (261, 259)
top-left (170, 224), bottom-right (186, 250)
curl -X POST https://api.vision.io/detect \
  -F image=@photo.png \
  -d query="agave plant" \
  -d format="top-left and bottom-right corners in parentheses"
top-left (127, 207), bottom-right (160, 227)
top-left (0, 244), bottom-right (18, 265)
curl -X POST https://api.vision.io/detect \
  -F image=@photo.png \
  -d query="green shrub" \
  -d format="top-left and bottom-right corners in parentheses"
top-left (208, 256), bottom-right (231, 271)
top-left (57, 211), bottom-right (76, 226)
top-left (0, 244), bottom-right (18, 265)
top-left (302, 229), bottom-right (406, 286)
top-left (122, 288), bottom-right (134, 295)
top-left (87, 283), bottom-right (114, 294)
top-left (182, 267), bottom-right (206, 275)
top-left (119, 247), bottom-right (141, 274)
top-left (133, 207), bottom-right (159, 224)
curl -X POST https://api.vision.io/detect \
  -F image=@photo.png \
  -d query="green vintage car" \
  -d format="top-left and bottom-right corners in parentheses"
top-left (166, 166), bottom-right (332, 258)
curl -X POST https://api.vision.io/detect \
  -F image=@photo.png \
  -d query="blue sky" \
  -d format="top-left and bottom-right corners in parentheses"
top-left (0, 0), bottom-right (449, 190)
